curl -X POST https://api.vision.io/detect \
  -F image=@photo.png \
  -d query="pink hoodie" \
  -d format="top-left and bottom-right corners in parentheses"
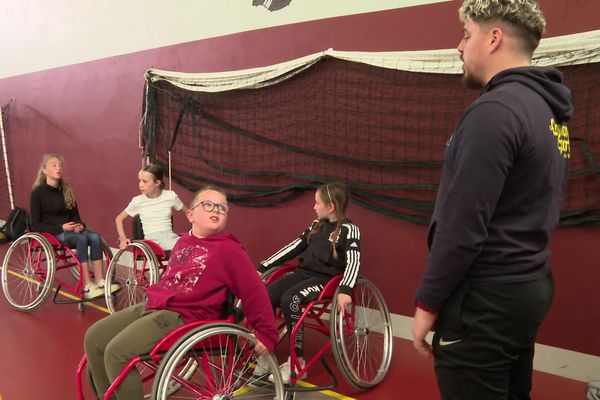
top-left (146, 232), bottom-right (278, 351)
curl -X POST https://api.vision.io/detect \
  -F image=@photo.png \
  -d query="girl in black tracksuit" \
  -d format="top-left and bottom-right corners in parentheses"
top-left (256, 182), bottom-right (361, 383)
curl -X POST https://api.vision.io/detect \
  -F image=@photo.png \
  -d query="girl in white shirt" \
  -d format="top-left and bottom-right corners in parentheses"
top-left (115, 164), bottom-right (188, 251)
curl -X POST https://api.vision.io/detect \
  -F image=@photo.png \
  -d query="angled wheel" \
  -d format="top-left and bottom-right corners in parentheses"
top-left (104, 241), bottom-right (159, 313)
top-left (330, 277), bottom-right (393, 390)
top-left (1, 233), bottom-right (56, 311)
top-left (152, 323), bottom-right (285, 399)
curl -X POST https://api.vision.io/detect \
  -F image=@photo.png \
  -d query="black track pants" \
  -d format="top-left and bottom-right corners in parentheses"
top-left (266, 271), bottom-right (329, 356)
top-left (433, 270), bottom-right (555, 400)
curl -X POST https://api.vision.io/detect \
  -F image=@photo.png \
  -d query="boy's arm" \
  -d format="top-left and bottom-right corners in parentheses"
top-left (226, 247), bottom-right (278, 351)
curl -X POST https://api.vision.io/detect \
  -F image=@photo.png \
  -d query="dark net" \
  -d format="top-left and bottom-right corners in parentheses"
top-left (142, 57), bottom-right (600, 225)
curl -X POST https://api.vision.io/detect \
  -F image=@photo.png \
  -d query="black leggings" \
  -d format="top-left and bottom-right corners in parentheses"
top-left (266, 272), bottom-right (329, 357)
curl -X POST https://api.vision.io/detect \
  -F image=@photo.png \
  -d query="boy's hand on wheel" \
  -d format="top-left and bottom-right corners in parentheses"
top-left (252, 337), bottom-right (268, 355)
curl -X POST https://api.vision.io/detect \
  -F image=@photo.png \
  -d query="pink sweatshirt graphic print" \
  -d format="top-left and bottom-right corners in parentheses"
top-left (146, 232), bottom-right (278, 351)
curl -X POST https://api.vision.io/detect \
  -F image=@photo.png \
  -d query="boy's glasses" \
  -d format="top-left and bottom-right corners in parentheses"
top-left (190, 200), bottom-right (230, 215)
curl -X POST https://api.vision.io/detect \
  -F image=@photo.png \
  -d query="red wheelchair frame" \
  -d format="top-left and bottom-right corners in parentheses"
top-left (1, 232), bottom-right (112, 312)
top-left (262, 264), bottom-right (393, 393)
top-left (76, 316), bottom-right (286, 399)
top-left (75, 264), bottom-right (392, 399)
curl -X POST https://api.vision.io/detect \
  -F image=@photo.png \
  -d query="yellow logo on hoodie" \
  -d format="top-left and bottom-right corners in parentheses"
top-left (549, 118), bottom-right (570, 159)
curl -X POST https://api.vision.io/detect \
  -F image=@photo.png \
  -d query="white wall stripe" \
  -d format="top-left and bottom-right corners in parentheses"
top-left (0, 0), bottom-right (452, 79)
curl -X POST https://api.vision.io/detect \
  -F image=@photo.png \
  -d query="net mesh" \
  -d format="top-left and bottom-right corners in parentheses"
top-left (142, 57), bottom-right (600, 226)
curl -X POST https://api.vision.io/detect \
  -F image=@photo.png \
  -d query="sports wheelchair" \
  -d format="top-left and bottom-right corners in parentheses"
top-left (103, 215), bottom-right (171, 313)
top-left (1, 231), bottom-right (112, 312)
top-left (76, 298), bottom-right (287, 399)
top-left (261, 265), bottom-right (393, 393)
top-left (76, 265), bottom-right (392, 399)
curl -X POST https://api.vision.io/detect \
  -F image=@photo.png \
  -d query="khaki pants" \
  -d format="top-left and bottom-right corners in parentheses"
top-left (84, 302), bottom-right (184, 400)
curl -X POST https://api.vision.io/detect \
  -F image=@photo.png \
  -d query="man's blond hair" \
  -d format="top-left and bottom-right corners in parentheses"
top-left (459, 0), bottom-right (546, 54)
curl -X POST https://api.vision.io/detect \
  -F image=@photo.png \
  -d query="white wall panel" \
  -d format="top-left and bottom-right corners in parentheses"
top-left (0, 0), bottom-right (450, 78)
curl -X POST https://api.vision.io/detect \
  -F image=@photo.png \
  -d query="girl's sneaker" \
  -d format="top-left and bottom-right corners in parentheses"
top-left (83, 283), bottom-right (104, 299)
top-left (252, 355), bottom-right (271, 377)
top-left (268, 357), bottom-right (307, 384)
top-left (96, 279), bottom-right (120, 293)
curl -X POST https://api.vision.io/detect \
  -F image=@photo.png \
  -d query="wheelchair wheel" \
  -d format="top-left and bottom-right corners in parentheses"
top-left (152, 323), bottom-right (285, 399)
top-left (330, 277), bottom-right (393, 390)
top-left (1, 233), bottom-right (56, 311)
top-left (104, 241), bottom-right (159, 314)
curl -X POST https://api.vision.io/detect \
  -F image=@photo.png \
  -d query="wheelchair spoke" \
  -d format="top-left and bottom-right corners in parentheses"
top-left (331, 277), bottom-right (393, 390)
top-left (105, 242), bottom-right (159, 313)
top-left (2, 233), bottom-right (55, 311)
top-left (153, 325), bottom-right (285, 399)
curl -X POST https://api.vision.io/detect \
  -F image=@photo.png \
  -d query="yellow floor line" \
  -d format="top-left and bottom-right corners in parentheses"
top-left (295, 380), bottom-right (357, 400)
top-left (51, 286), bottom-right (110, 314)
top-left (5, 269), bottom-right (110, 313)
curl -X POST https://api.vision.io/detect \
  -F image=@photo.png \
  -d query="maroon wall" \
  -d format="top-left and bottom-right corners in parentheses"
top-left (1, 0), bottom-right (599, 355)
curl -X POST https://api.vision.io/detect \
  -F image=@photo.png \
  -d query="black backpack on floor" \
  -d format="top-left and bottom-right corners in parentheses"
top-left (1, 207), bottom-right (28, 242)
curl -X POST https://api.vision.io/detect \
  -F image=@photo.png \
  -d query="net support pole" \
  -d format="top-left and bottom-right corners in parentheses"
top-left (168, 150), bottom-right (172, 190)
top-left (0, 105), bottom-right (14, 209)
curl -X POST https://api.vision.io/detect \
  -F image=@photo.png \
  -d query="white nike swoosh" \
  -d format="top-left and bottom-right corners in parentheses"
top-left (438, 337), bottom-right (462, 346)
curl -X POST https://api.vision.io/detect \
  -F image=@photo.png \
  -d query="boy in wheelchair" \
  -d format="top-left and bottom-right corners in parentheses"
top-left (84, 185), bottom-right (278, 400)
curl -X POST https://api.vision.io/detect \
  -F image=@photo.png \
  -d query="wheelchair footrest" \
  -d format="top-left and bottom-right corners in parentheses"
top-left (51, 284), bottom-right (94, 305)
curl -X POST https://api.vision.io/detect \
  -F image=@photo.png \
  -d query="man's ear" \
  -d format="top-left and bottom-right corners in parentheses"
top-left (489, 27), bottom-right (503, 53)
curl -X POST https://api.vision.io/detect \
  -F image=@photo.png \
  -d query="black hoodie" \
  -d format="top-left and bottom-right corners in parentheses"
top-left (416, 66), bottom-right (573, 311)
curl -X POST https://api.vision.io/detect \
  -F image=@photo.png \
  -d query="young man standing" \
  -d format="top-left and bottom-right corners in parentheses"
top-left (412, 1), bottom-right (573, 399)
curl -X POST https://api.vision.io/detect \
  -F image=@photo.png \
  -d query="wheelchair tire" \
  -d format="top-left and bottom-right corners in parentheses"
top-left (330, 276), bottom-right (393, 390)
top-left (1, 233), bottom-right (56, 311)
top-left (105, 241), bottom-right (160, 314)
top-left (152, 323), bottom-right (285, 399)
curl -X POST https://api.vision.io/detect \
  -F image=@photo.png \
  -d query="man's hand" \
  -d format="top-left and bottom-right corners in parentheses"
top-left (411, 307), bottom-right (437, 359)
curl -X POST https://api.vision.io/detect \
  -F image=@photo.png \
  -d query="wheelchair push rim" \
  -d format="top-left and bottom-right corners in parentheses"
top-left (152, 323), bottom-right (285, 399)
top-left (1, 233), bottom-right (56, 311)
top-left (330, 277), bottom-right (393, 390)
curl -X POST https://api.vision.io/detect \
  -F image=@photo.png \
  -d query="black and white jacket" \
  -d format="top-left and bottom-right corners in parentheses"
top-left (259, 219), bottom-right (361, 295)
